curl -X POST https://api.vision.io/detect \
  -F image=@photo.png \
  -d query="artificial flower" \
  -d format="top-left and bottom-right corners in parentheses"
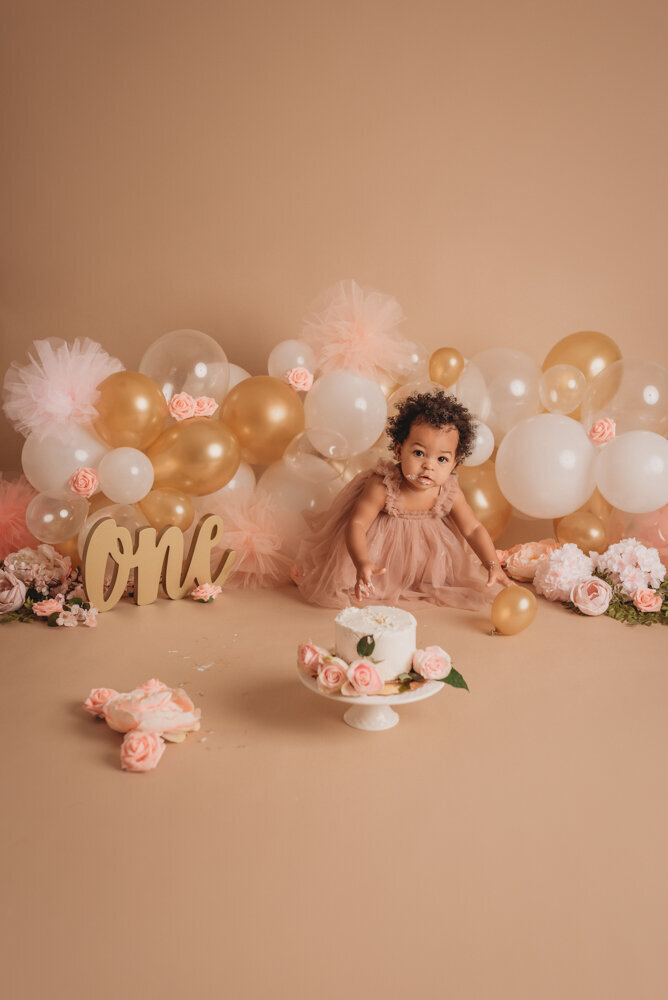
top-left (190, 582), bottom-right (222, 602)
top-left (193, 396), bottom-right (219, 417)
top-left (505, 539), bottom-right (559, 582)
top-left (168, 392), bottom-right (197, 421)
top-left (342, 659), bottom-right (383, 696)
top-left (0, 569), bottom-right (27, 614)
top-left (412, 645), bottom-right (452, 680)
top-left (285, 367), bottom-right (314, 392)
top-left (69, 467), bottom-right (98, 498)
top-left (570, 577), bottom-right (613, 616)
top-left (103, 685), bottom-right (201, 736)
top-left (120, 731), bottom-right (166, 772)
top-left (632, 588), bottom-right (663, 613)
top-left (588, 418), bottom-right (616, 445)
top-left (83, 688), bottom-right (120, 717)
top-left (533, 543), bottom-right (594, 602)
top-left (317, 657), bottom-right (348, 693)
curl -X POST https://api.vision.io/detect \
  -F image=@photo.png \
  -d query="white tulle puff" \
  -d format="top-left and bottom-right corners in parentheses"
top-left (301, 279), bottom-right (415, 382)
top-left (207, 491), bottom-right (296, 589)
top-left (2, 338), bottom-right (124, 439)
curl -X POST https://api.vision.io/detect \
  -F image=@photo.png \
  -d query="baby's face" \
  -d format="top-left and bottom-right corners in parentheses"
top-left (395, 421), bottom-right (459, 490)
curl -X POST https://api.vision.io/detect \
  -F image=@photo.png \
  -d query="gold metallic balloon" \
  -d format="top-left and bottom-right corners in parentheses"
top-left (456, 460), bottom-right (512, 541)
top-left (54, 535), bottom-right (82, 569)
top-left (429, 347), bottom-right (465, 389)
top-left (491, 586), bottom-right (537, 635)
top-left (221, 376), bottom-right (305, 465)
top-left (139, 487), bottom-right (195, 532)
top-left (553, 488), bottom-right (612, 535)
top-left (542, 331), bottom-right (622, 385)
top-left (88, 492), bottom-right (114, 514)
top-left (555, 510), bottom-right (607, 554)
top-left (146, 418), bottom-right (241, 496)
top-left (94, 371), bottom-right (167, 450)
top-left (375, 371), bottom-right (400, 399)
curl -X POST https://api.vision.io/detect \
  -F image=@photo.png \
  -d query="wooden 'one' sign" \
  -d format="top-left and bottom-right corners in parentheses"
top-left (81, 514), bottom-right (235, 612)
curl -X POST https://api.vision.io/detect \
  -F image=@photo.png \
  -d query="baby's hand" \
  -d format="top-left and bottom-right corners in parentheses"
top-left (355, 562), bottom-right (386, 601)
top-left (486, 562), bottom-right (512, 588)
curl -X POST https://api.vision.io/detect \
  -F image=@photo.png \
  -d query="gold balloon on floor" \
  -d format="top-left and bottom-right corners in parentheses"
top-left (139, 487), bottom-right (195, 532)
top-left (491, 586), bottom-right (537, 635)
top-left (94, 371), bottom-right (167, 450)
top-left (542, 331), bottom-right (622, 385)
top-left (429, 347), bottom-right (465, 388)
top-left (456, 460), bottom-right (512, 541)
top-left (146, 418), bottom-right (240, 496)
top-left (555, 511), bottom-right (607, 554)
top-left (221, 376), bottom-right (305, 465)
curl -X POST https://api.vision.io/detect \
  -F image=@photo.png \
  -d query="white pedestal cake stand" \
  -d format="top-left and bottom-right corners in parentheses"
top-left (299, 674), bottom-right (443, 731)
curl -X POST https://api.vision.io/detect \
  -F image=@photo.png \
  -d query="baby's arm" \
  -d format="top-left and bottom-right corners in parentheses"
top-left (345, 475), bottom-right (388, 600)
top-left (449, 490), bottom-right (512, 589)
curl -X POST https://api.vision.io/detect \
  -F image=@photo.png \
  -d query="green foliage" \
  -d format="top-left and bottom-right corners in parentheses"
top-left (356, 634), bottom-right (376, 657)
top-left (564, 571), bottom-right (668, 626)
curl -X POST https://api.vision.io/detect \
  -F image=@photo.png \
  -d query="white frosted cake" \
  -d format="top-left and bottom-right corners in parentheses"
top-left (334, 606), bottom-right (417, 683)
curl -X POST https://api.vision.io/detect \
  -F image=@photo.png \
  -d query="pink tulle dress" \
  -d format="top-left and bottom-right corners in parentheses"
top-left (294, 460), bottom-right (494, 610)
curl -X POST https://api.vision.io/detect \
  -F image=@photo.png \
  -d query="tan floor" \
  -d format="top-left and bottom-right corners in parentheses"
top-left (2, 584), bottom-right (667, 1000)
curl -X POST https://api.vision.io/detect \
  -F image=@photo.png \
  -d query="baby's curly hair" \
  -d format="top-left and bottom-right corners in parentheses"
top-left (386, 389), bottom-right (476, 462)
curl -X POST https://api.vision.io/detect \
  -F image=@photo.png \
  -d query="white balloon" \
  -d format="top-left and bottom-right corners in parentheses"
top-left (462, 421), bottom-right (494, 466)
top-left (539, 364), bottom-right (586, 414)
top-left (452, 362), bottom-right (490, 421)
top-left (305, 372), bottom-right (387, 459)
top-left (267, 340), bottom-right (317, 380)
top-left (22, 426), bottom-right (109, 494)
top-left (595, 431), bottom-right (668, 514)
top-left (257, 460), bottom-right (342, 515)
top-left (581, 359), bottom-right (668, 436)
top-left (469, 349), bottom-right (541, 439)
top-left (98, 448), bottom-right (155, 504)
top-left (200, 461), bottom-right (256, 502)
top-left (496, 414), bottom-right (596, 518)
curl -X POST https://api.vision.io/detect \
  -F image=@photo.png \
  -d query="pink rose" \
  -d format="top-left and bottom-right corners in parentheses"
top-left (285, 367), bottom-right (314, 392)
top-left (343, 659), bottom-right (383, 696)
top-left (570, 577), bottom-right (613, 616)
top-left (141, 678), bottom-right (169, 692)
top-left (505, 539), bottom-right (559, 582)
top-left (317, 656), bottom-right (348, 693)
top-left (32, 597), bottom-right (64, 617)
top-left (83, 687), bottom-right (120, 717)
top-left (297, 643), bottom-right (328, 678)
top-left (103, 685), bottom-right (201, 736)
top-left (412, 645), bottom-right (452, 680)
top-left (190, 583), bottom-right (222, 602)
top-left (120, 731), bottom-right (166, 772)
top-left (633, 588), bottom-right (663, 613)
top-left (193, 396), bottom-right (218, 417)
top-left (168, 392), bottom-right (196, 421)
top-left (589, 417), bottom-right (616, 445)
top-left (69, 466), bottom-right (98, 498)
top-left (57, 610), bottom-right (79, 627)
top-left (0, 568), bottom-right (27, 613)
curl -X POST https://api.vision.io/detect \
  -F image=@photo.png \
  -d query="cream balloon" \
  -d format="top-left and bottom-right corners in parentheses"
top-left (26, 493), bottom-right (89, 544)
top-left (78, 504), bottom-right (149, 560)
top-left (284, 432), bottom-right (345, 484)
top-left (139, 329), bottom-right (230, 403)
top-left (267, 340), bottom-right (317, 380)
top-left (595, 431), bottom-right (668, 513)
top-left (98, 448), bottom-right (155, 504)
top-left (305, 372), bottom-right (387, 459)
top-left (581, 359), bottom-right (668, 436)
top-left (21, 426), bottom-right (109, 494)
top-left (495, 414), bottom-right (596, 519)
top-left (469, 349), bottom-right (541, 439)
top-left (451, 362), bottom-right (490, 421)
top-left (539, 365), bottom-right (586, 415)
top-left (462, 421), bottom-right (494, 467)
top-left (341, 447), bottom-right (390, 484)
top-left (226, 364), bottom-right (252, 394)
top-left (392, 341), bottom-right (430, 384)
top-left (257, 460), bottom-right (342, 515)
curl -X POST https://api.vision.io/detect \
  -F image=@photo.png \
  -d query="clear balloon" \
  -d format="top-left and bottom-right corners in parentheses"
top-left (595, 430), bottom-right (668, 513)
top-left (78, 503), bottom-right (149, 560)
top-left (21, 426), bottom-right (108, 494)
top-left (462, 421), bottom-right (494, 467)
top-left (456, 460), bottom-right (512, 540)
top-left (305, 372), bottom-right (387, 459)
top-left (221, 376), bottom-right (305, 464)
top-left (147, 418), bottom-right (241, 496)
top-left (138, 487), bottom-right (195, 532)
top-left (452, 362), bottom-right (490, 421)
top-left (539, 365), bottom-right (586, 415)
top-left (284, 432), bottom-right (345, 484)
top-left (26, 493), bottom-right (89, 544)
top-left (98, 448), bottom-right (155, 504)
top-left (429, 347), bottom-right (465, 389)
top-left (139, 329), bottom-right (230, 403)
top-left (606, 503), bottom-right (668, 564)
top-left (555, 511), bottom-right (607, 554)
top-left (491, 586), bottom-right (537, 635)
top-left (581, 359), bottom-right (668, 436)
top-left (469, 349), bottom-right (541, 440)
top-left (392, 340), bottom-right (430, 384)
top-left (257, 460), bottom-right (343, 515)
top-left (94, 371), bottom-right (167, 449)
top-left (267, 340), bottom-right (317, 380)
top-left (200, 461), bottom-right (256, 502)
top-left (495, 414), bottom-right (596, 519)
top-left (341, 447), bottom-right (390, 484)
top-left (226, 364), bottom-right (251, 395)
top-left (542, 330), bottom-right (622, 384)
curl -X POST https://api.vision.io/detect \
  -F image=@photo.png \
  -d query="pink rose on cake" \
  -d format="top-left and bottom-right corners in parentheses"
top-left (298, 643), bottom-right (329, 678)
top-left (505, 539), bottom-right (559, 582)
top-left (412, 645), bottom-right (452, 680)
top-left (533, 544), bottom-right (594, 602)
top-left (120, 731), bottom-right (166, 772)
top-left (342, 659), bottom-right (383, 696)
top-left (103, 685), bottom-right (201, 736)
top-left (570, 577), bottom-right (613, 616)
top-left (317, 656), bottom-right (348, 693)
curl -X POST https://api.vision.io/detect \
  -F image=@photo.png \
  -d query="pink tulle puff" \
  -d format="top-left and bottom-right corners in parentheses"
top-left (205, 491), bottom-right (296, 589)
top-left (0, 474), bottom-right (39, 561)
top-left (2, 338), bottom-right (124, 439)
top-left (301, 279), bottom-right (416, 382)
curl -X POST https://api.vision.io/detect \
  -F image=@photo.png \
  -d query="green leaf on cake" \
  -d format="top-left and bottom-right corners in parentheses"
top-left (443, 668), bottom-right (469, 691)
top-left (356, 634), bottom-right (375, 657)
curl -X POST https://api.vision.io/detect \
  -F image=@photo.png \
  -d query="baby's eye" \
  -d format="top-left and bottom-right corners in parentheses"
top-left (413, 449), bottom-right (423, 457)
top-left (438, 456), bottom-right (449, 463)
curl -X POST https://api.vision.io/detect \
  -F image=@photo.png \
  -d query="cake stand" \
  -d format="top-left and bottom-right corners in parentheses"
top-left (299, 674), bottom-right (443, 731)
